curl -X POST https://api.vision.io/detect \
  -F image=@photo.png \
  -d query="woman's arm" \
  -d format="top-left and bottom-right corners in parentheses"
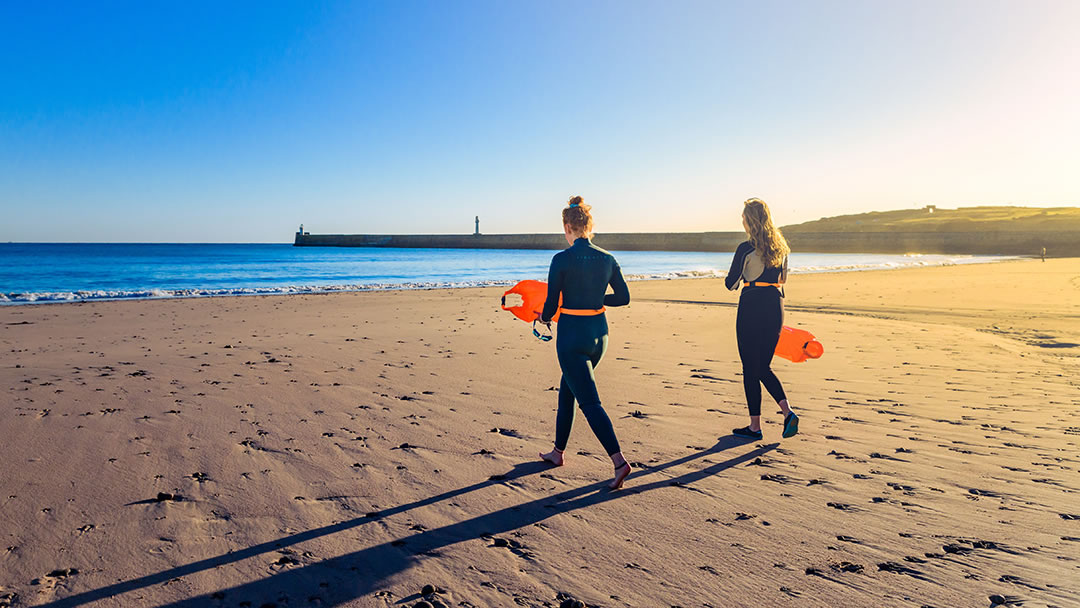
top-left (780, 255), bottom-right (789, 298)
top-left (540, 255), bottom-right (563, 323)
top-left (725, 242), bottom-right (750, 291)
top-left (604, 261), bottom-right (630, 307)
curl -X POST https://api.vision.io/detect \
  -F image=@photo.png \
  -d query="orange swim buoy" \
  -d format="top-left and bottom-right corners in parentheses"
top-left (775, 326), bottom-right (824, 363)
top-left (501, 280), bottom-right (560, 323)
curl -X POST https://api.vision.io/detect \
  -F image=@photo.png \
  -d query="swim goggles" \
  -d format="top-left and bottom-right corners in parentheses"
top-left (532, 319), bottom-right (553, 342)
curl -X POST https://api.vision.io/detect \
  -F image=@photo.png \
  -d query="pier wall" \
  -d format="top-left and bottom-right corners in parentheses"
top-left (293, 232), bottom-right (748, 252)
top-left (294, 230), bottom-right (1079, 256)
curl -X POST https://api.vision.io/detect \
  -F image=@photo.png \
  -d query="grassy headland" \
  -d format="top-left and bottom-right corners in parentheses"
top-left (783, 205), bottom-right (1080, 233)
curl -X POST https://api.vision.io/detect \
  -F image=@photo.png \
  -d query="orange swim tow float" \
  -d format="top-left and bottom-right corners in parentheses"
top-left (501, 280), bottom-right (562, 341)
top-left (775, 326), bottom-right (824, 363)
top-left (501, 280), bottom-right (560, 323)
top-left (502, 280), bottom-right (823, 358)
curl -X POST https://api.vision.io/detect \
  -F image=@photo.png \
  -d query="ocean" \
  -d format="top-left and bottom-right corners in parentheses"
top-left (0, 243), bottom-right (1018, 305)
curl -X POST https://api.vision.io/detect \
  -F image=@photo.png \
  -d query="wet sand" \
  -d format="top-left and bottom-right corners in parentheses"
top-left (1, 257), bottom-right (1078, 608)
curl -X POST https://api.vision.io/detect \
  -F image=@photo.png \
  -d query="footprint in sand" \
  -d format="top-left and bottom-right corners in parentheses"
top-left (760, 473), bottom-right (793, 484)
top-left (968, 488), bottom-right (1006, 499)
top-left (869, 452), bottom-right (906, 462)
top-left (488, 427), bottom-right (523, 438)
top-left (830, 561), bottom-right (864, 573)
top-left (998, 574), bottom-right (1044, 590)
top-left (827, 450), bottom-right (858, 461)
top-left (269, 549), bottom-right (309, 571)
top-left (30, 568), bottom-right (79, 591)
top-left (876, 561), bottom-right (929, 580)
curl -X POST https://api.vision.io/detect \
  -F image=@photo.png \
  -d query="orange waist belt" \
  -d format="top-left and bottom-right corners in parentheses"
top-left (560, 307), bottom-right (606, 316)
top-left (743, 282), bottom-right (784, 288)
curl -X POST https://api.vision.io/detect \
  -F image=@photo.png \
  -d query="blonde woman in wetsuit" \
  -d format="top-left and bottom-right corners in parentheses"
top-left (725, 198), bottom-right (799, 440)
top-left (538, 196), bottom-right (633, 489)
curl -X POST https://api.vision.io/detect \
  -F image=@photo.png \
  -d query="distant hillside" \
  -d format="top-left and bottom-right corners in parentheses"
top-left (783, 206), bottom-right (1080, 233)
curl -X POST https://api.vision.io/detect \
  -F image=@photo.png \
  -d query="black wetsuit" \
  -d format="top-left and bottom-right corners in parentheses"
top-left (541, 237), bottom-right (630, 455)
top-left (726, 241), bottom-right (788, 417)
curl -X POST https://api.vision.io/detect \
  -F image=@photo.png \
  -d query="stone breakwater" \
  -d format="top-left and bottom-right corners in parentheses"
top-left (294, 232), bottom-right (745, 252)
top-left (295, 230), bottom-right (1077, 256)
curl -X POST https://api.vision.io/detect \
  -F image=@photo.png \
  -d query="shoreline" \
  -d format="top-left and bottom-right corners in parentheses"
top-left (0, 253), bottom-right (1031, 306)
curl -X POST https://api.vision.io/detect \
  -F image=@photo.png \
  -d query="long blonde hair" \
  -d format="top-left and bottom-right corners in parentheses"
top-left (743, 198), bottom-right (789, 267)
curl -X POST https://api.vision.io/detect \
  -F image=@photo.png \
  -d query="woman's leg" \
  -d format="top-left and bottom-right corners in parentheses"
top-left (765, 362), bottom-right (798, 437)
top-left (756, 292), bottom-right (798, 437)
top-left (759, 333), bottom-right (787, 408)
top-left (583, 332), bottom-right (630, 488)
top-left (553, 374), bottom-right (576, 451)
top-left (558, 342), bottom-right (621, 456)
top-left (761, 369), bottom-right (788, 407)
top-left (736, 301), bottom-right (764, 428)
top-left (759, 293), bottom-right (790, 412)
top-left (544, 320), bottom-right (604, 463)
top-left (549, 318), bottom-right (629, 486)
top-left (541, 374), bottom-right (575, 465)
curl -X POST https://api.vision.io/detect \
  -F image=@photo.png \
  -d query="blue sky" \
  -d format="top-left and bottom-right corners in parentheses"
top-left (2, 1), bottom-right (1078, 242)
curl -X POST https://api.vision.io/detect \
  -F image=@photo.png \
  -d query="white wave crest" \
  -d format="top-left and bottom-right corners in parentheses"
top-left (1, 280), bottom-right (521, 305)
top-left (1, 254), bottom-right (1020, 305)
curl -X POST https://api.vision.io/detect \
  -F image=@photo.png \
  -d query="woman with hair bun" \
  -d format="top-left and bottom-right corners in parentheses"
top-left (538, 196), bottom-right (633, 489)
top-left (725, 198), bottom-right (799, 440)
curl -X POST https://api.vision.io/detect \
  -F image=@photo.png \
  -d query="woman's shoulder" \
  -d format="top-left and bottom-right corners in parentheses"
top-left (735, 240), bottom-right (754, 254)
top-left (551, 245), bottom-right (578, 263)
top-left (590, 242), bottom-right (615, 257)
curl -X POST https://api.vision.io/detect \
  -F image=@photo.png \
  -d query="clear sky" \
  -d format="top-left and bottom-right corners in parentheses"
top-left (2, 1), bottom-right (1078, 242)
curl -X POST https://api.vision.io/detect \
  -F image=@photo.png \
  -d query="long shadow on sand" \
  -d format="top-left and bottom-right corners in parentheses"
top-left (40, 437), bottom-right (775, 607)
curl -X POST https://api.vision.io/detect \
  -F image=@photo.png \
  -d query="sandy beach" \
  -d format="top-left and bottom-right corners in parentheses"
top-left (1, 257), bottom-right (1078, 608)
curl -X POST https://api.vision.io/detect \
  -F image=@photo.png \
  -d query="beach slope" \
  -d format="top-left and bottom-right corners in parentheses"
top-left (1, 258), bottom-right (1077, 607)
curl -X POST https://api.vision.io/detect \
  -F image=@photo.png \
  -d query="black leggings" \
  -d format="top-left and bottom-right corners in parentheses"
top-left (736, 287), bottom-right (787, 416)
top-left (553, 314), bottom-right (621, 456)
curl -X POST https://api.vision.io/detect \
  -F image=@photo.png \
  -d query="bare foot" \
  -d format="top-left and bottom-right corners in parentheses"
top-left (609, 461), bottom-right (632, 490)
top-left (540, 448), bottom-right (564, 466)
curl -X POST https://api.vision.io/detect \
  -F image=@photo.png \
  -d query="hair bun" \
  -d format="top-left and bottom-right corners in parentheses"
top-left (567, 196), bottom-right (584, 207)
